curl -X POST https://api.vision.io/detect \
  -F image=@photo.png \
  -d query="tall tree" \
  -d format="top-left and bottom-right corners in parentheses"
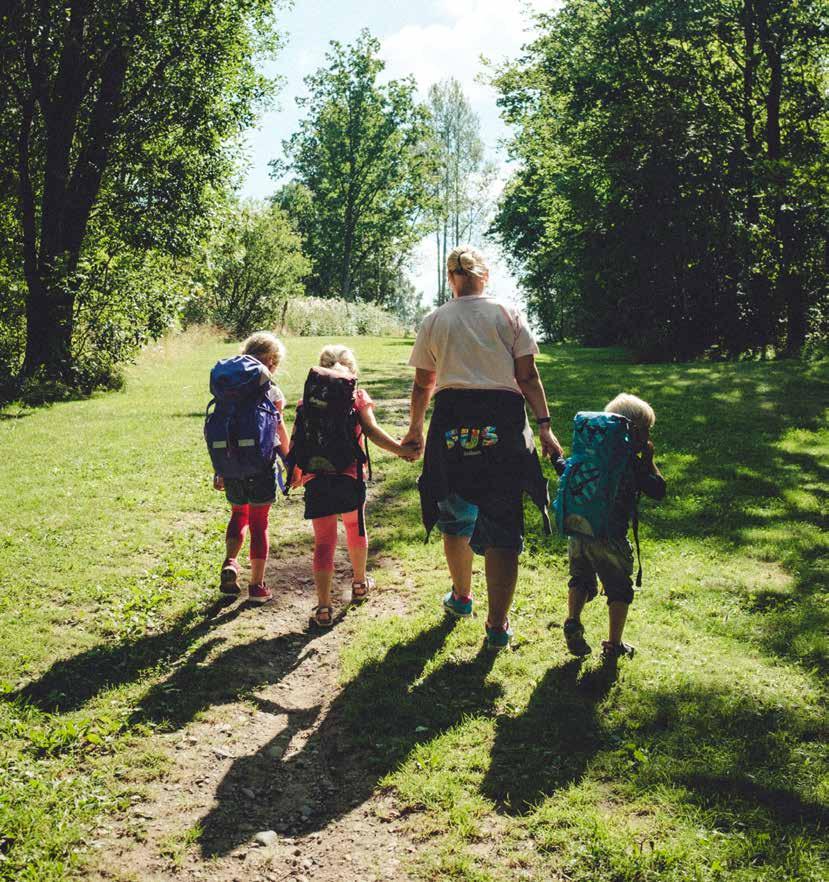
top-left (492, 0), bottom-right (828, 358)
top-left (427, 79), bottom-right (494, 305)
top-left (0, 0), bottom-right (280, 381)
top-left (275, 30), bottom-right (434, 302)
top-left (193, 201), bottom-right (309, 338)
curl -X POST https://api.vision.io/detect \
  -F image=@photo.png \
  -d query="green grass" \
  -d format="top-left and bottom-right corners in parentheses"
top-left (0, 330), bottom-right (826, 880)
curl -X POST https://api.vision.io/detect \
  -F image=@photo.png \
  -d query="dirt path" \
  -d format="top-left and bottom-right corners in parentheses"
top-left (88, 551), bottom-right (421, 882)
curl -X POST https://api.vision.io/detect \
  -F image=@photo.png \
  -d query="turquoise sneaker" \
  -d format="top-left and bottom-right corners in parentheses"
top-left (485, 620), bottom-right (513, 651)
top-left (443, 589), bottom-right (473, 618)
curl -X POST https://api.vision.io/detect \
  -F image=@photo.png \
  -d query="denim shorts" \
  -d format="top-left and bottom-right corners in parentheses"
top-left (436, 490), bottom-right (524, 556)
top-left (224, 470), bottom-right (276, 506)
top-left (568, 534), bottom-right (634, 605)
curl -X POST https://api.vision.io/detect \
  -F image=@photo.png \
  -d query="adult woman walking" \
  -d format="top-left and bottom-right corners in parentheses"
top-left (402, 246), bottom-right (562, 649)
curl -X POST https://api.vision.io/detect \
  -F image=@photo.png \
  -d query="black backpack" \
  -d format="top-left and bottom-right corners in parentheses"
top-left (284, 365), bottom-right (371, 490)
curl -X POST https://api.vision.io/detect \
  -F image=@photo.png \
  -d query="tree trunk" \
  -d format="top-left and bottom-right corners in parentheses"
top-left (341, 235), bottom-right (353, 301)
top-left (18, 4), bottom-right (128, 380)
top-left (757, 3), bottom-right (804, 355)
top-left (737, 0), bottom-right (770, 354)
top-left (435, 229), bottom-right (442, 303)
top-left (780, 211), bottom-right (807, 355)
top-left (439, 220), bottom-right (449, 305)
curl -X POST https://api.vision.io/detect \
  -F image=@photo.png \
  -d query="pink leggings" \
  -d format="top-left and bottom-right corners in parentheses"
top-left (312, 509), bottom-right (367, 573)
top-left (226, 504), bottom-right (270, 560)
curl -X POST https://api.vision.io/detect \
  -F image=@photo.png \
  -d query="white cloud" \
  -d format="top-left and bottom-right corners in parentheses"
top-left (381, 0), bottom-right (548, 118)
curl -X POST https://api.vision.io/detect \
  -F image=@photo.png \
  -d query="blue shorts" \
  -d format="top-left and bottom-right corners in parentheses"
top-left (436, 491), bottom-right (524, 556)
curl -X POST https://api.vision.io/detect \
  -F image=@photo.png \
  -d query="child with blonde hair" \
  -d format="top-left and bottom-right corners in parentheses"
top-left (210, 331), bottom-right (290, 603)
top-left (288, 344), bottom-right (418, 627)
top-left (557, 393), bottom-right (666, 659)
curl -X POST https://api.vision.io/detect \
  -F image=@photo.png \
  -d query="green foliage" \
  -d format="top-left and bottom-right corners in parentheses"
top-left (426, 78), bottom-right (497, 304)
top-left (274, 29), bottom-right (434, 303)
top-left (492, 0), bottom-right (828, 359)
top-left (0, 0), bottom-right (284, 383)
top-left (0, 335), bottom-right (825, 880)
top-left (185, 200), bottom-right (310, 338)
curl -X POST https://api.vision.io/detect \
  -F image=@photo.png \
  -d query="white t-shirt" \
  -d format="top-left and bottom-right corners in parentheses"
top-left (252, 361), bottom-right (284, 408)
top-left (267, 383), bottom-right (286, 408)
top-left (408, 295), bottom-right (539, 394)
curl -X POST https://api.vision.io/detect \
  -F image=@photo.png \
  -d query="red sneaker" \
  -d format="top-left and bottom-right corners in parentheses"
top-left (248, 582), bottom-right (272, 604)
top-left (220, 559), bottom-right (240, 595)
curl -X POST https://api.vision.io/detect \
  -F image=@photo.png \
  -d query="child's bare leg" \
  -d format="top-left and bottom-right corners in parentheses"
top-left (608, 601), bottom-right (629, 644)
top-left (250, 559), bottom-right (266, 585)
top-left (568, 586), bottom-right (588, 622)
top-left (347, 546), bottom-right (368, 582)
top-left (484, 547), bottom-right (518, 629)
top-left (343, 509), bottom-right (368, 583)
top-left (248, 504), bottom-right (271, 585)
top-left (443, 534), bottom-right (474, 597)
top-left (314, 569), bottom-right (334, 609)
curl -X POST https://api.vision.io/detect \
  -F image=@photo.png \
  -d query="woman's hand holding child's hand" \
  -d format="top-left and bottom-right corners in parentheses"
top-left (398, 438), bottom-right (423, 461)
top-left (539, 424), bottom-right (564, 459)
top-left (400, 428), bottom-right (424, 462)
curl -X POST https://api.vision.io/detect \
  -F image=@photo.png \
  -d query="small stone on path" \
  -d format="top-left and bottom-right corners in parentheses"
top-left (254, 830), bottom-right (279, 847)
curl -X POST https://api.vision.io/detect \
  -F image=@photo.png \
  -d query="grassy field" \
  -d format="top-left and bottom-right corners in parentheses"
top-left (0, 330), bottom-right (826, 881)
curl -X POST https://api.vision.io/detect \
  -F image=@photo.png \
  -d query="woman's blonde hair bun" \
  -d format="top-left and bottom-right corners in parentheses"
top-left (447, 245), bottom-right (488, 279)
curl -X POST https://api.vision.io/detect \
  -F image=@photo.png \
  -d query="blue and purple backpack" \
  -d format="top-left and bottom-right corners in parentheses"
top-left (204, 355), bottom-right (280, 480)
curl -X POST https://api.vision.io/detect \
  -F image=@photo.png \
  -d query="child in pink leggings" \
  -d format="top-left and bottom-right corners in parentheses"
top-left (292, 345), bottom-right (418, 626)
top-left (213, 332), bottom-right (290, 602)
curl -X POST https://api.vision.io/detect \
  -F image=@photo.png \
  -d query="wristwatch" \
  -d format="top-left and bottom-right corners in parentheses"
top-left (536, 416), bottom-right (551, 426)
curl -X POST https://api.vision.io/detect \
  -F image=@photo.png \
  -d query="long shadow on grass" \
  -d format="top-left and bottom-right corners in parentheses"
top-left (197, 617), bottom-right (502, 857)
top-left (8, 597), bottom-right (244, 713)
top-left (481, 659), bottom-right (618, 813)
top-left (631, 681), bottom-right (829, 837)
top-left (484, 658), bottom-right (828, 872)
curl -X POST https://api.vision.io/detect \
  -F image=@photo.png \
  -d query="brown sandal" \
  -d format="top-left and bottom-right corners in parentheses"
top-left (311, 605), bottom-right (334, 628)
top-left (351, 576), bottom-right (375, 604)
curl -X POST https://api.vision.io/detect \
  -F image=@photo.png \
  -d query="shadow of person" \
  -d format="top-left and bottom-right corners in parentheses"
top-left (481, 658), bottom-right (619, 814)
top-left (8, 596), bottom-right (244, 713)
top-left (128, 629), bottom-right (318, 732)
top-left (198, 617), bottom-right (502, 857)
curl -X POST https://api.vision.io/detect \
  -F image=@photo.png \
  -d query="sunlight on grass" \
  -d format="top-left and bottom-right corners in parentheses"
top-left (0, 336), bottom-right (826, 880)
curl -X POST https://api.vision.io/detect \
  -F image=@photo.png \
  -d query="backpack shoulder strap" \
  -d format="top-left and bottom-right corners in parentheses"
top-left (631, 490), bottom-right (643, 587)
top-left (282, 403), bottom-right (304, 495)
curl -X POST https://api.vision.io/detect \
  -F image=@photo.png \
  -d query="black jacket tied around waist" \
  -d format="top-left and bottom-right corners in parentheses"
top-left (418, 388), bottom-right (551, 540)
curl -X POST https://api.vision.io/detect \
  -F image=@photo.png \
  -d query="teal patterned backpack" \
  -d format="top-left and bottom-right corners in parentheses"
top-left (553, 411), bottom-right (644, 586)
top-left (553, 412), bottom-right (637, 539)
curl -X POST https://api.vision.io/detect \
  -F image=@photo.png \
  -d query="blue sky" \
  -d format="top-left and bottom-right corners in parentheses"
top-left (241, 0), bottom-right (551, 306)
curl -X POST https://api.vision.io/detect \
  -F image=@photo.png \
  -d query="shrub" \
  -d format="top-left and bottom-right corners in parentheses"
top-left (281, 297), bottom-right (410, 337)
top-left (185, 202), bottom-right (310, 338)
